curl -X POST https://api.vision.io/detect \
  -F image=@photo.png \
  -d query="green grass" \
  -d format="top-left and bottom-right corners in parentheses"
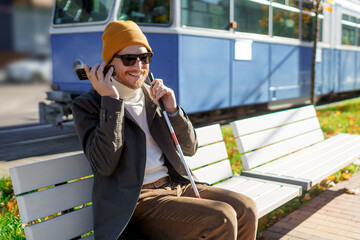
top-left (317, 98), bottom-right (360, 137)
top-left (0, 177), bottom-right (25, 240)
top-left (1, 97), bottom-right (360, 238)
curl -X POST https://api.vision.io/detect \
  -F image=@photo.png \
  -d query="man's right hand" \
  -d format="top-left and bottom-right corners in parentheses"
top-left (84, 62), bottom-right (119, 100)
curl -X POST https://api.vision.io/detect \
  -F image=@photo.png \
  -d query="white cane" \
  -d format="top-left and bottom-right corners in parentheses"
top-left (147, 72), bottom-right (201, 199)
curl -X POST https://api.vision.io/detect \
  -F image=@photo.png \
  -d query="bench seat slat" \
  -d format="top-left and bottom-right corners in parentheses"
top-left (24, 206), bottom-right (93, 240)
top-left (10, 153), bottom-right (92, 195)
top-left (242, 134), bottom-right (360, 189)
top-left (252, 134), bottom-right (349, 174)
top-left (17, 178), bottom-right (93, 223)
top-left (237, 117), bottom-right (321, 153)
top-left (214, 176), bottom-right (301, 218)
top-left (240, 129), bottom-right (324, 169)
top-left (280, 134), bottom-right (360, 179)
top-left (226, 179), bottom-right (264, 194)
top-left (255, 186), bottom-right (302, 218)
top-left (233, 181), bottom-right (281, 200)
top-left (301, 137), bottom-right (360, 185)
top-left (215, 176), bottom-right (248, 189)
top-left (185, 142), bottom-right (228, 169)
top-left (231, 105), bottom-right (317, 137)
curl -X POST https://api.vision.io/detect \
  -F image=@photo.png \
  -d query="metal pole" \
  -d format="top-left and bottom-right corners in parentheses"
top-left (147, 72), bottom-right (201, 199)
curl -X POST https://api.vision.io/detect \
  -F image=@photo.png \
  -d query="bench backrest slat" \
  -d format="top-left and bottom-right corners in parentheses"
top-left (10, 153), bottom-right (92, 195)
top-left (236, 117), bottom-right (321, 153)
top-left (231, 105), bottom-right (325, 170)
top-left (192, 160), bottom-right (233, 185)
top-left (195, 124), bottom-right (224, 146)
top-left (185, 124), bottom-right (233, 184)
top-left (185, 142), bottom-right (228, 170)
top-left (24, 205), bottom-right (93, 240)
top-left (17, 178), bottom-right (93, 223)
top-left (240, 129), bottom-right (324, 169)
top-left (231, 105), bottom-right (318, 137)
top-left (10, 153), bottom-right (94, 240)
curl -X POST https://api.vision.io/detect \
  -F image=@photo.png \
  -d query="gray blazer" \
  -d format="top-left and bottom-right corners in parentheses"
top-left (72, 85), bottom-right (198, 239)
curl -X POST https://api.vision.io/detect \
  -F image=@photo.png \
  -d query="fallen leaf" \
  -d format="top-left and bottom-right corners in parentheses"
top-left (345, 188), bottom-right (359, 195)
top-left (7, 198), bottom-right (17, 213)
top-left (303, 193), bottom-right (311, 201)
top-left (342, 172), bottom-right (352, 180)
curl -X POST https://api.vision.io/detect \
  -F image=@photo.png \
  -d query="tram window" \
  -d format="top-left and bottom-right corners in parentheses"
top-left (341, 14), bottom-right (356, 46)
top-left (301, 1), bottom-right (323, 42)
top-left (117, 0), bottom-right (170, 24)
top-left (234, 0), bottom-right (269, 35)
top-left (272, 0), bottom-right (300, 39)
top-left (181, 0), bottom-right (230, 30)
top-left (53, 0), bottom-right (113, 24)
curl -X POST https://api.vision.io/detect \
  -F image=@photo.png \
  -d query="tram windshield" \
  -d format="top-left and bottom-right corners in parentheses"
top-left (53, 0), bottom-right (113, 24)
top-left (117, 0), bottom-right (170, 24)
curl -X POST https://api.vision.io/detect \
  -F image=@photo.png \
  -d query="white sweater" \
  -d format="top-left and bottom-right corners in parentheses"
top-left (112, 79), bottom-right (168, 184)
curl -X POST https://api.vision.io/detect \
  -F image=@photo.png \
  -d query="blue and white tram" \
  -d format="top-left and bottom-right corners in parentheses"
top-left (44, 0), bottom-right (360, 124)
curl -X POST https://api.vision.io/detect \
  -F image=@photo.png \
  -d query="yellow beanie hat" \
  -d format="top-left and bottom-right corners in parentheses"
top-left (102, 20), bottom-right (152, 64)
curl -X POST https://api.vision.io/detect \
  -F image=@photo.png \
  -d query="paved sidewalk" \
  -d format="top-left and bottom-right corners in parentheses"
top-left (260, 171), bottom-right (360, 239)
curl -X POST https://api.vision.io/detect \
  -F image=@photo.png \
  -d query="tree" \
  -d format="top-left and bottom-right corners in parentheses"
top-left (310, 0), bottom-right (322, 105)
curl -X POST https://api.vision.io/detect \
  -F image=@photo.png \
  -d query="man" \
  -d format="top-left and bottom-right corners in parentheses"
top-left (72, 20), bottom-right (257, 240)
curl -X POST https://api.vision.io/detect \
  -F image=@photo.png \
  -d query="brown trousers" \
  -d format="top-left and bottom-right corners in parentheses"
top-left (130, 181), bottom-right (258, 240)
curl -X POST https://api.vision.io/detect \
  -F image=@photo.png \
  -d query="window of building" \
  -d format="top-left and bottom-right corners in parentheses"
top-left (53, 0), bottom-right (113, 24)
top-left (342, 14), bottom-right (357, 46)
top-left (234, 0), bottom-right (269, 35)
top-left (117, 0), bottom-right (170, 24)
top-left (181, 0), bottom-right (230, 30)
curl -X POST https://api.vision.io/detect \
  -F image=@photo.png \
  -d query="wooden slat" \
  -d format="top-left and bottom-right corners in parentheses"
top-left (231, 105), bottom-right (317, 137)
top-left (24, 206), bottom-right (93, 240)
top-left (240, 129), bottom-right (324, 170)
top-left (10, 153), bottom-right (92, 195)
top-left (242, 134), bottom-right (360, 190)
top-left (279, 135), bottom-right (360, 179)
top-left (192, 160), bottom-right (233, 185)
top-left (227, 179), bottom-right (264, 194)
top-left (17, 178), bottom-right (93, 223)
top-left (301, 136), bottom-right (360, 185)
top-left (252, 134), bottom-right (348, 174)
top-left (195, 123), bottom-right (223, 147)
top-left (186, 142), bottom-right (228, 169)
top-left (214, 176), bottom-right (302, 218)
top-left (234, 181), bottom-right (281, 200)
top-left (236, 117), bottom-right (322, 153)
top-left (215, 176), bottom-right (248, 189)
top-left (255, 185), bottom-right (302, 218)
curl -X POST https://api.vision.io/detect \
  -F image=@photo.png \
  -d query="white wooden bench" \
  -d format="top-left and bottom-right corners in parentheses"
top-left (231, 105), bottom-right (360, 190)
top-left (9, 124), bottom-right (302, 240)
top-left (10, 153), bottom-right (94, 240)
top-left (185, 124), bottom-right (301, 218)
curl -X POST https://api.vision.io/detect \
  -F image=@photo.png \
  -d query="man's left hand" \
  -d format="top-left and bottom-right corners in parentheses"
top-left (149, 78), bottom-right (177, 114)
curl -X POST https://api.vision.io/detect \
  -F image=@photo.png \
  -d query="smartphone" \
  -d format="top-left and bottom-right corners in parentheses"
top-left (76, 65), bottom-right (116, 80)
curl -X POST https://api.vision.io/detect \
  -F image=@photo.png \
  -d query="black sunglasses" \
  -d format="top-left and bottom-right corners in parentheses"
top-left (113, 52), bottom-right (154, 66)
